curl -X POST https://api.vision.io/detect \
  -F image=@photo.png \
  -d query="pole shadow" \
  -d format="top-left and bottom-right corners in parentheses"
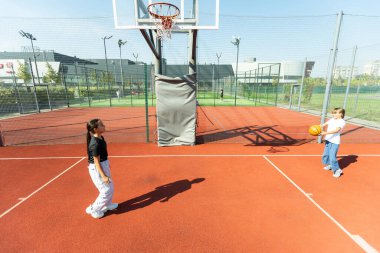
top-left (111, 178), bottom-right (205, 215)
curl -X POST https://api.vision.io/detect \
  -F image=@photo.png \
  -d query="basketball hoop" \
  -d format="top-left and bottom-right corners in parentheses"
top-left (147, 2), bottom-right (180, 40)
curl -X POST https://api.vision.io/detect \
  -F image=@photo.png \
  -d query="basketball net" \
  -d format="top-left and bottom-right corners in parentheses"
top-left (148, 3), bottom-right (180, 41)
top-left (155, 16), bottom-right (176, 40)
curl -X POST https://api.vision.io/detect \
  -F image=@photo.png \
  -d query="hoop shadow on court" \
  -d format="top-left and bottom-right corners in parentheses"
top-left (197, 125), bottom-right (310, 146)
top-left (111, 178), bottom-right (205, 215)
top-left (339, 155), bottom-right (358, 170)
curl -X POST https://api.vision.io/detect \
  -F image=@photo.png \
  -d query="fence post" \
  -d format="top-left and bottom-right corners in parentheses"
top-left (267, 66), bottom-right (272, 104)
top-left (259, 67), bottom-right (264, 103)
top-left (298, 58), bottom-right (307, 111)
top-left (61, 64), bottom-right (70, 108)
top-left (248, 70), bottom-right (252, 101)
top-left (319, 11), bottom-right (343, 144)
top-left (343, 45), bottom-right (357, 109)
top-left (254, 69), bottom-right (259, 106)
top-left (29, 57), bottom-right (40, 113)
top-left (144, 64), bottom-right (150, 142)
top-left (46, 85), bottom-right (52, 111)
top-left (130, 75), bottom-right (133, 106)
top-left (277, 63), bottom-right (281, 106)
top-left (10, 65), bottom-right (22, 114)
top-left (244, 72), bottom-right (247, 100)
top-left (354, 85), bottom-right (360, 112)
top-left (84, 66), bottom-right (90, 107)
top-left (213, 64), bottom-right (216, 106)
top-left (74, 62), bottom-right (80, 100)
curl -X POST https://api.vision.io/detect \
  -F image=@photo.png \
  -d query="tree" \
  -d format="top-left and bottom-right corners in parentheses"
top-left (302, 77), bottom-right (325, 102)
top-left (16, 61), bottom-right (31, 85)
top-left (43, 62), bottom-right (61, 84)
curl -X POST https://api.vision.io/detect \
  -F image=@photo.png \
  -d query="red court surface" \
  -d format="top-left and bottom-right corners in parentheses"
top-left (2, 106), bottom-right (379, 146)
top-left (1, 143), bottom-right (379, 252)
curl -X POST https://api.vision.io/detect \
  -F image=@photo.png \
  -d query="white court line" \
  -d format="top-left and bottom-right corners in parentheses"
top-left (109, 154), bottom-right (380, 158)
top-left (0, 156), bottom-right (84, 160)
top-left (0, 154), bottom-right (380, 160)
top-left (352, 235), bottom-right (379, 253)
top-left (0, 157), bottom-right (85, 219)
top-left (263, 155), bottom-right (378, 253)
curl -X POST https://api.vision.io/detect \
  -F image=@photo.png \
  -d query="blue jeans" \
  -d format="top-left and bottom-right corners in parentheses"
top-left (322, 141), bottom-right (340, 172)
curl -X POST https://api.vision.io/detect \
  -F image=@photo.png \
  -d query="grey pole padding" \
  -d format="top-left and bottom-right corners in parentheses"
top-left (155, 73), bottom-right (197, 146)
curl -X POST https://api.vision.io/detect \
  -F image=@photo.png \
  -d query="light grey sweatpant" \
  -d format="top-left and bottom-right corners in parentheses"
top-left (88, 160), bottom-right (114, 211)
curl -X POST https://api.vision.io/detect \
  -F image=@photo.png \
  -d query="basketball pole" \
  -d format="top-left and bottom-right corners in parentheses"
top-left (318, 11), bottom-right (343, 144)
top-left (188, 29), bottom-right (198, 75)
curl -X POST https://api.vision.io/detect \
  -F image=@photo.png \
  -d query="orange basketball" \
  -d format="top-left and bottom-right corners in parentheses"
top-left (308, 125), bottom-right (321, 136)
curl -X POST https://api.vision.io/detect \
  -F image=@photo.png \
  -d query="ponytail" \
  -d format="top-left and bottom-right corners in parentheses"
top-left (86, 118), bottom-right (100, 146)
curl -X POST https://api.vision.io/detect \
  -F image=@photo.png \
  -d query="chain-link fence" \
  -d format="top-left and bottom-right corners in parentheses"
top-left (1, 12), bottom-right (380, 145)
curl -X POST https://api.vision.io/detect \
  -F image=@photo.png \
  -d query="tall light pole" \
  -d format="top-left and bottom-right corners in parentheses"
top-left (111, 60), bottom-right (117, 97)
top-left (102, 35), bottom-right (113, 106)
top-left (231, 36), bottom-right (241, 106)
top-left (133, 53), bottom-right (139, 64)
top-left (118, 39), bottom-right (127, 97)
top-left (19, 30), bottom-right (41, 84)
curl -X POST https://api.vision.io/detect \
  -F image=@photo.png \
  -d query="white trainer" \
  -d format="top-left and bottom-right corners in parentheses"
top-left (323, 165), bottom-right (331, 171)
top-left (85, 205), bottom-right (93, 215)
top-left (333, 169), bottom-right (343, 178)
top-left (86, 205), bottom-right (105, 219)
top-left (90, 210), bottom-right (104, 219)
top-left (101, 203), bottom-right (118, 212)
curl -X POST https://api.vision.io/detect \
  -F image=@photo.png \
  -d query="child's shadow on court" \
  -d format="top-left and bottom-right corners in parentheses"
top-left (339, 155), bottom-right (358, 170)
top-left (113, 178), bottom-right (205, 215)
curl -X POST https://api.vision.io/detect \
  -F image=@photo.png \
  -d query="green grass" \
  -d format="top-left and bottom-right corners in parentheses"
top-left (301, 93), bottom-right (380, 122)
top-left (9, 89), bottom-right (377, 124)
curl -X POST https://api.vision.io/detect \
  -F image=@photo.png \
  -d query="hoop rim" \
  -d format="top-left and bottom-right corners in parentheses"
top-left (147, 2), bottom-right (180, 19)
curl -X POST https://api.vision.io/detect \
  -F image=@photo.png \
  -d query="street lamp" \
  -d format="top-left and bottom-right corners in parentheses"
top-left (111, 60), bottom-right (118, 99)
top-left (102, 35), bottom-right (113, 106)
top-left (133, 53), bottom-right (139, 64)
top-left (19, 30), bottom-right (41, 84)
top-left (231, 36), bottom-right (241, 106)
top-left (118, 39), bottom-right (127, 97)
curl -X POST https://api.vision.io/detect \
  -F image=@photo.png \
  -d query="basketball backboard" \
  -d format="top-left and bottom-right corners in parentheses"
top-left (112, 0), bottom-right (219, 31)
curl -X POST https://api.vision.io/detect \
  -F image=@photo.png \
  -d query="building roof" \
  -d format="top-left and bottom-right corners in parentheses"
top-left (0, 51), bottom-right (96, 65)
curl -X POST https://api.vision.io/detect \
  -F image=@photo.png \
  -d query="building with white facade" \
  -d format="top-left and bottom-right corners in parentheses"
top-left (232, 59), bottom-right (314, 84)
top-left (333, 66), bottom-right (359, 79)
top-left (363, 60), bottom-right (380, 76)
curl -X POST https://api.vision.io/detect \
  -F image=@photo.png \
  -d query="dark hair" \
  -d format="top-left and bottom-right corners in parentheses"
top-left (332, 107), bottom-right (345, 119)
top-left (86, 118), bottom-right (100, 146)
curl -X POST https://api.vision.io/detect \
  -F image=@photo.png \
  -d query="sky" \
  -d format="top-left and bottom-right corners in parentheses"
top-left (1, 0), bottom-right (380, 76)
top-left (2, 0), bottom-right (380, 19)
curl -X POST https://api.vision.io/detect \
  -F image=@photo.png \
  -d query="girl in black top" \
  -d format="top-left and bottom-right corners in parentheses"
top-left (85, 119), bottom-right (117, 219)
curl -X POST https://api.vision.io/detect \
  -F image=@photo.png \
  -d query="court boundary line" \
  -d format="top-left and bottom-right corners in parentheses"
top-left (263, 155), bottom-right (378, 253)
top-left (1, 154), bottom-right (378, 251)
top-left (1, 154), bottom-right (380, 160)
top-left (0, 157), bottom-right (85, 219)
top-left (0, 156), bottom-right (85, 160)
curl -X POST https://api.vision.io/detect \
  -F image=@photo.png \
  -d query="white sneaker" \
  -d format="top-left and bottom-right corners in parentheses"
top-left (323, 165), bottom-right (331, 171)
top-left (101, 203), bottom-right (118, 212)
top-left (86, 205), bottom-right (104, 219)
top-left (85, 205), bottom-right (93, 214)
top-left (90, 210), bottom-right (104, 219)
top-left (333, 169), bottom-right (343, 178)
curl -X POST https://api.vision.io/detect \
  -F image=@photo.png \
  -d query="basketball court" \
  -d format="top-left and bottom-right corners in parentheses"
top-left (1, 1), bottom-right (380, 252)
top-left (1, 143), bottom-right (379, 252)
